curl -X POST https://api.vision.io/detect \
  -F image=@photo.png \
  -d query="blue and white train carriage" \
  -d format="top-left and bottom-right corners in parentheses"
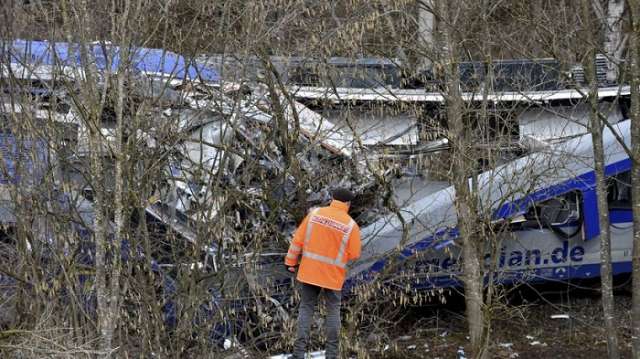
top-left (3, 38), bottom-right (636, 294)
top-left (349, 118), bottom-right (634, 290)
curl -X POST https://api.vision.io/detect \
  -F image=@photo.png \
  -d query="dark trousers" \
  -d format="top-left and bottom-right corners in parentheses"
top-left (292, 282), bottom-right (342, 359)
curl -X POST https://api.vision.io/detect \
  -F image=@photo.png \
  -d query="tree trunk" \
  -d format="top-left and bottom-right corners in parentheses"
top-left (104, 2), bottom-right (136, 350)
top-left (449, 83), bottom-right (487, 359)
top-left (587, 68), bottom-right (621, 359)
top-left (88, 120), bottom-right (111, 354)
top-left (417, 0), bottom-right (435, 70)
top-left (582, 2), bottom-right (620, 357)
top-left (627, 1), bottom-right (640, 356)
top-left (439, 3), bottom-right (487, 357)
top-left (592, 0), bottom-right (626, 83)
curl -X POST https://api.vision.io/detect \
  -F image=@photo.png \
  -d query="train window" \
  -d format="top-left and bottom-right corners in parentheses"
top-left (510, 191), bottom-right (581, 238)
top-left (288, 66), bottom-right (320, 87)
top-left (607, 171), bottom-right (632, 209)
top-left (538, 195), bottom-right (579, 226)
top-left (525, 192), bottom-right (579, 226)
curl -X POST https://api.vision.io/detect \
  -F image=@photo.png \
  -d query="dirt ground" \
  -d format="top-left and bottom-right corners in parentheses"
top-left (363, 283), bottom-right (634, 359)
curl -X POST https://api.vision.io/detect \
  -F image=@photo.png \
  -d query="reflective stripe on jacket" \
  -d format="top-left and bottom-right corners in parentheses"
top-left (285, 200), bottom-right (361, 290)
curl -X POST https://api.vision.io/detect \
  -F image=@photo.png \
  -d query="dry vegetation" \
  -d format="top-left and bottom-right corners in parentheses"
top-left (0, 1), bottom-right (638, 358)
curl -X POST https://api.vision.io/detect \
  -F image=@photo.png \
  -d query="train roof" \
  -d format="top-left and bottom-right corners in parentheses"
top-left (291, 85), bottom-right (630, 104)
top-left (2, 39), bottom-right (220, 82)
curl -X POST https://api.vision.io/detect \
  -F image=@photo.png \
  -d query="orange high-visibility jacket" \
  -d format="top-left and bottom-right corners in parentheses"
top-left (285, 200), bottom-right (361, 291)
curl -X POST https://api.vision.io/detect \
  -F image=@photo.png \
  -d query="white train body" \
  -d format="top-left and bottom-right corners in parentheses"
top-left (350, 119), bottom-right (634, 289)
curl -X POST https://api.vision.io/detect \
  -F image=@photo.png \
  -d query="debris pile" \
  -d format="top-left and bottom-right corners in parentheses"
top-left (2, 51), bottom-right (399, 350)
top-left (136, 82), bottom-right (388, 250)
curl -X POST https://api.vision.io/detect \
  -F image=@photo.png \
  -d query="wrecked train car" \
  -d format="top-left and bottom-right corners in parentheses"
top-left (276, 56), bottom-right (634, 292)
top-left (0, 40), bottom-right (391, 350)
top-left (348, 116), bottom-right (633, 292)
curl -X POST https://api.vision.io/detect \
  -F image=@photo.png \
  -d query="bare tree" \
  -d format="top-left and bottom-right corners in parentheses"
top-left (626, 1), bottom-right (640, 356)
top-left (581, 3), bottom-right (621, 358)
top-left (592, 0), bottom-right (627, 83)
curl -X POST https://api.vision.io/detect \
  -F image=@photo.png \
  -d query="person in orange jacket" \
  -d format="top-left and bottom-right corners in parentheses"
top-left (285, 188), bottom-right (361, 359)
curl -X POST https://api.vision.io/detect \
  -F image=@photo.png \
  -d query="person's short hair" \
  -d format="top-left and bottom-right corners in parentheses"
top-left (331, 187), bottom-right (355, 202)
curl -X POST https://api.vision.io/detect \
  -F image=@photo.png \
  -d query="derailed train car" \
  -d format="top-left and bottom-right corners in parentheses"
top-left (0, 40), bottom-right (252, 347)
top-left (0, 39), bottom-right (373, 351)
top-left (349, 118), bottom-right (633, 291)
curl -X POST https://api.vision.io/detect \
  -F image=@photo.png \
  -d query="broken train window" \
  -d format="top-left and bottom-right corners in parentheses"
top-left (509, 191), bottom-right (581, 238)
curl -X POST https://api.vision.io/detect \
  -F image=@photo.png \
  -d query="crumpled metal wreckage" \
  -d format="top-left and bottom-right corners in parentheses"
top-left (0, 40), bottom-right (417, 356)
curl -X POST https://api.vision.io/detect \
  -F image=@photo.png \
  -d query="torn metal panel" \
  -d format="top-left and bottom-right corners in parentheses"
top-left (518, 102), bottom-right (623, 145)
top-left (243, 84), bottom-right (355, 157)
top-left (145, 203), bottom-right (197, 244)
top-left (180, 118), bottom-right (234, 168)
top-left (286, 101), bottom-right (353, 156)
top-left (350, 115), bottom-right (418, 146)
top-left (319, 106), bottom-right (419, 146)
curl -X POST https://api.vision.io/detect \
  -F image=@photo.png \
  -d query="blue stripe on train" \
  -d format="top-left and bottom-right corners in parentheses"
top-left (349, 261), bottom-right (633, 292)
